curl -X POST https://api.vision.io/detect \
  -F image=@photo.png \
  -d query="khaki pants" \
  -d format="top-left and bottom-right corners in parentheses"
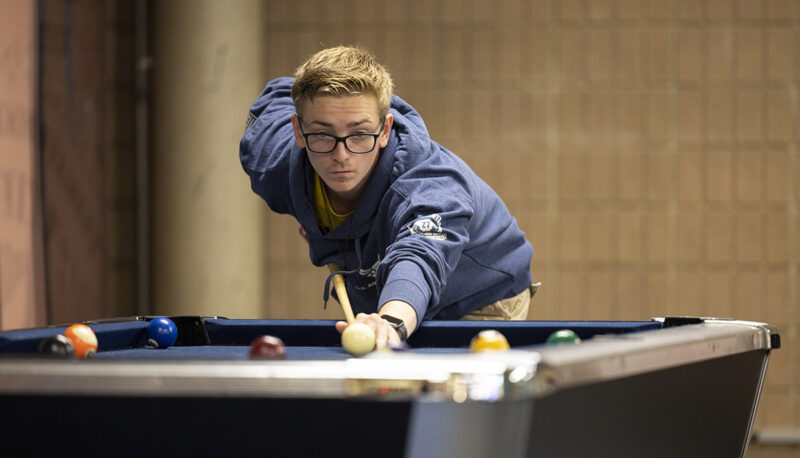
top-left (461, 283), bottom-right (540, 321)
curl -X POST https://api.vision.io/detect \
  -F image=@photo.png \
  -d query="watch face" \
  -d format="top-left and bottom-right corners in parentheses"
top-left (381, 315), bottom-right (403, 326)
top-left (381, 315), bottom-right (408, 341)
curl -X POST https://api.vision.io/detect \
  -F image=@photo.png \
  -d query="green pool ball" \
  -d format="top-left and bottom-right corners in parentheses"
top-left (546, 329), bottom-right (581, 344)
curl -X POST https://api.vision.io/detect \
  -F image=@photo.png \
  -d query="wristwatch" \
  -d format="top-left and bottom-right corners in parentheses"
top-left (381, 314), bottom-right (408, 342)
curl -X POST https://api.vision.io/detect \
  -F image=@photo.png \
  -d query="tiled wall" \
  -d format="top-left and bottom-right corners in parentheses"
top-left (38, 0), bottom-right (111, 323)
top-left (0, 0), bottom-right (139, 329)
top-left (253, 0), bottom-right (799, 437)
top-left (0, 0), bottom-right (43, 330)
top-left (104, 0), bottom-right (139, 319)
top-left (35, 0), bottom-right (139, 323)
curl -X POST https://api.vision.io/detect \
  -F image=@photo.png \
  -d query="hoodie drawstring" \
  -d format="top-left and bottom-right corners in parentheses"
top-left (322, 235), bottom-right (366, 310)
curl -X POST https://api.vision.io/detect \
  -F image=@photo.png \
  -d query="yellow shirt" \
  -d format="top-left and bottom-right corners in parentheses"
top-left (313, 173), bottom-right (353, 232)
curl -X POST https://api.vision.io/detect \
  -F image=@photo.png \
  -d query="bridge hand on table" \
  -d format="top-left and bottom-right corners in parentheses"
top-left (335, 313), bottom-right (403, 351)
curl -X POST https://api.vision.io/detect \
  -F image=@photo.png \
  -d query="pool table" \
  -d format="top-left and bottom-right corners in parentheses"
top-left (0, 316), bottom-right (780, 458)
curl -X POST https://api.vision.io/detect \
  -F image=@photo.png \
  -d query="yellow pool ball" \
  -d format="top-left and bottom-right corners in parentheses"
top-left (469, 329), bottom-right (510, 352)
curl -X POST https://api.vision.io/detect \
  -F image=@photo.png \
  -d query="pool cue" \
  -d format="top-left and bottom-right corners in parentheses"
top-left (327, 263), bottom-right (356, 324)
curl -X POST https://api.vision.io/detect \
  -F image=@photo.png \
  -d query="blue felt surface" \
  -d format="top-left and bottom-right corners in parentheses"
top-left (93, 345), bottom-right (353, 360)
top-left (0, 321), bottom-right (148, 353)
top-left (92, 345), bottom-right (469, 360)
top-left (205, 319), bottom-right (342, 346)
top-left (204, 319), bottom-right (662, 347)
top-left (0, 318), bottom-right (663, 358)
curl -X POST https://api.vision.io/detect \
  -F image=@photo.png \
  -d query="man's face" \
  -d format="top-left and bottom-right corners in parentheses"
top-left (292, 95), bottom-right (393, 207)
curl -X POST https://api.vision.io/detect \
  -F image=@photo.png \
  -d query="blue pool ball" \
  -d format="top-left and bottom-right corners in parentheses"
top-left (147, 317), bottom-right (178, 348)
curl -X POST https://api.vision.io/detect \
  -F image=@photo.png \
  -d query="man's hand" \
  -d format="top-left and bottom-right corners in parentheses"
top-left (298, 226), bottom-right (308, 242)
top-left (334, 300), bottom-right (418, 349)
top-left (335, 313), bottom-right (402, 349)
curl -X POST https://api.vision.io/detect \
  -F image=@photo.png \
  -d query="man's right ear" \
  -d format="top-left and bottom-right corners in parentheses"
top-left (291, 114), bottom-right (305, 149)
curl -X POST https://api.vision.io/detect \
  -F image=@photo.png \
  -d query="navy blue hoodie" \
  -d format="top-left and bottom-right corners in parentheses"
top-left (240, 77), bottom-right (533, 321)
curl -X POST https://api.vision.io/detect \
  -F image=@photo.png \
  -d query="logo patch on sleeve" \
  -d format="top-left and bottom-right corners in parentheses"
top-left (408, 214), bottom-right (447, 240)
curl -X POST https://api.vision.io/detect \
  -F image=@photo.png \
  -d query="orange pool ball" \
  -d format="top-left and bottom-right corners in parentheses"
top-left (64, 324), bottom-right (98, 359)
top-left (469, 329), bottom-right (510, 352)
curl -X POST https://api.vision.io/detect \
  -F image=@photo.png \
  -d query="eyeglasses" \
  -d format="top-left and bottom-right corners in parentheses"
top-left (298, 118), bottom-right (385, 154)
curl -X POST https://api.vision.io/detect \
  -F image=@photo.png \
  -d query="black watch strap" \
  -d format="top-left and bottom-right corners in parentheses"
top-left (381, 314), bottom-right (408, 341)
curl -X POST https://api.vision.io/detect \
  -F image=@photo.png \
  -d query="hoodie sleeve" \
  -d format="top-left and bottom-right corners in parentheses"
top-left (239, 77), bottom-right (298, 215)
top-left (376, 182), bottom-right (476, 322)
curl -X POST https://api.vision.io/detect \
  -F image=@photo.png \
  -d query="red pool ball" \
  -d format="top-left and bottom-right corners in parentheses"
top-left (249, 335), bottom-right (286, 360)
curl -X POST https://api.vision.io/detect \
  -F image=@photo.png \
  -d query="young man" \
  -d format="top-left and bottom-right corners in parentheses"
top-left (240, 46), bottom-right (533, 348)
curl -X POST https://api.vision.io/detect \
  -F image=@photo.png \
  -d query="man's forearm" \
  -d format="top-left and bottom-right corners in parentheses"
top-left (379, 300), bottom-right (419, 337)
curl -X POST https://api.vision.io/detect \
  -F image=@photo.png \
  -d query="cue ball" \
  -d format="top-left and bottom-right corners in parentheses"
top-left (249, 335), bottom-right (286, 359)
top-left (341, 323), bottom-right (375, 356)
top-left (546, 329), bottom-right (581, 344)
top-left (469, 329), bottom-right (510, 352)
top-left (147, 317), bottom-right (178, 349)
top-left (63, 324), bottom-right (98, 359)
top-left (38, 334), bottom-right (76, 358)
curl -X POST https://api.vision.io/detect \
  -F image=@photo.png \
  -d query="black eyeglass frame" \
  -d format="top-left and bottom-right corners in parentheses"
top-left (297, 117), bottom-right (386, 154)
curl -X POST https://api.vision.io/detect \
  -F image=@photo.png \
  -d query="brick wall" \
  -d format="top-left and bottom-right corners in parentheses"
top-left (254, 0), bottom-right (799, 440)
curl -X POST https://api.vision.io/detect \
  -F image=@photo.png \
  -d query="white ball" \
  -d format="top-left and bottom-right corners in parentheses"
top-left (341, 323), bottom-right (375, 356)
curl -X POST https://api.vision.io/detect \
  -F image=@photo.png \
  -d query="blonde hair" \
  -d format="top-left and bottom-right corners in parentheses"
top-left (292, 46), bottom-right (394, 118)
